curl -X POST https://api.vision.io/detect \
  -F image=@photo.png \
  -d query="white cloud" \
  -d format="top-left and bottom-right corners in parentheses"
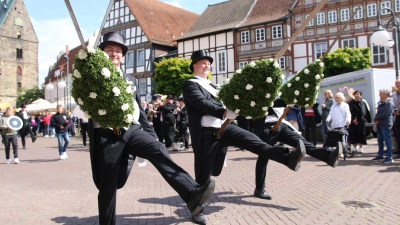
top-left (31, 17), bottom-right (93, 85)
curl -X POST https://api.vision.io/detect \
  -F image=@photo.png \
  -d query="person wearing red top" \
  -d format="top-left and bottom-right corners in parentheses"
top-left (43, 110), bottom-right (51, 137)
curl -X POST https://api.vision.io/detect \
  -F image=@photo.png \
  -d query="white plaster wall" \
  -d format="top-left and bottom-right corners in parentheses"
top-left (184, 40), bottom-right (193, 53)
top-left (294, 43), bottom-right (307, 57)
top-left (294, 58), bottom-right (307, 72)
top-left (227, 48), bottom-right (235, 73)
top-left (216, 33), bottom-right (226, 47)
top-left (210, 35), bottom-right (216, 48)
top-left (178, 42), bottom-right (184, 54)
top-left (200, 37), bottom-right (209, 49)
top-left (227, 31), bottom-right (234, 45)
top-left (358, 35), bottom-right (368, 48)
top-left (193, 39), bottom-right (199, 51)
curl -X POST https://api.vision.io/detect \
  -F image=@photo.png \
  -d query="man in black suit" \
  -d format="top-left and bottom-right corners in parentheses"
top-left (182, 50), bottom-right (306, 224)
top-left (175, 97), bottom-right (189, 151)
top-left (158, 95), bottom-right (176, 149)
top-left (252, 99), bottom-right (342, 200)
top-left (151, 95), bottom-right (163, 143)
top-left (87, 32), bottom-right (215, 225)
top-left (17, 103), bottom-right (36, 149)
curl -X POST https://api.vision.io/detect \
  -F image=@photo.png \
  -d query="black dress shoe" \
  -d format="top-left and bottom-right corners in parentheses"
top-left (327, 142), bottom-right (342, 168)
top-left (192, 210), bottom-right (207, 224)
top-left (287, 139), bottom-right (306, 171)
top-left (254, 189), bottom-right (272, 200)
top-left (187, 179), bottom-right (215, 215)
top-left (31, 136), bottom-right (37, 143)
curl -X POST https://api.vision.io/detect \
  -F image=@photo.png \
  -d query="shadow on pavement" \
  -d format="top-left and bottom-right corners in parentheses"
top-left (22, 159), bottom-right (60, 163)
top-left (51, 213), bottom-right (189, 225)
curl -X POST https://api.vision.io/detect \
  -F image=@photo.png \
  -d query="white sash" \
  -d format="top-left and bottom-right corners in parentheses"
top-left (188, 79), bottom-right (219, 97)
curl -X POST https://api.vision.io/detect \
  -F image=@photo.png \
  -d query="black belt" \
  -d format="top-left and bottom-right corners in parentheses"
top-left (201, 127), bottom-right (219, 132)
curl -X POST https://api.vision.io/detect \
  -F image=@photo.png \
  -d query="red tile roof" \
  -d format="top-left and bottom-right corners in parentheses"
top-left (125, 0), bottom-right (199, 47)
top-left (238, 0), bottom-right (293, 28)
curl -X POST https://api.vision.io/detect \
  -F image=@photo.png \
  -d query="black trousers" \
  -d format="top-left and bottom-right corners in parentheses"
top-left (393, 117), bottom-right (400, 152)
top-left (153, 121), bottom-right (163, 143)
top-left (20, 125), bottom-right (35, 147)
top-left (303, 115), bottom-right (317, 146)
top-left (81, 122), bottom-right (88, 146)
top-left (255, 123), bottom-right (330, 189)
top-left (176, 124), bottom-right (189, 149)
top-left (3, 134), bottom-right (18, 159)
top-left (93, 126), bottom-right (198, 225)
top-left (195, 124), bottom-right (288, 186)
top-left (161, 123), bottom-right (175, 148)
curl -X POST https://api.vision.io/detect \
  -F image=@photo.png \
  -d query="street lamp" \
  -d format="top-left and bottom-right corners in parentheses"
top-left (371, 7), bottom-right (400, 79)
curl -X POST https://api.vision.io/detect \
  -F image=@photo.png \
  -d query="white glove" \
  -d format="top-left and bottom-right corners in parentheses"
top-left (225, 109), bottom-right (238, 120)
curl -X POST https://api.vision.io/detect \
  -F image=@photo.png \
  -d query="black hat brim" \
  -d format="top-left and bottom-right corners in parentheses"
top-left (99, 41), bottom-right (128, 56)
top-left (190, 56), bottom-right (213, 72)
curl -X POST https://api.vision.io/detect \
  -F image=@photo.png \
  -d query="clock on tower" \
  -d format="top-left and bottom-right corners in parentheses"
top-left (15, 17), bottom-right (23, 26)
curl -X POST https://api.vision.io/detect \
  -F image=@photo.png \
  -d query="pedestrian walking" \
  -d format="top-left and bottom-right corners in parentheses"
top-left (0, 107), bottom-right (20, 164)
top-left (51, 105), bottom-right (70, 160)
top-left (16, 103), bottom-right (36, 149)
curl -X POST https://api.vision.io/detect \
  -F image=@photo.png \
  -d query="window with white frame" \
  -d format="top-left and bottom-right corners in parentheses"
top-left (238, 61), bottom-right (248, 69)
top-left (314, 42), bottom-right (327, 60)
top-left (255, 28), bottom-right (265, 42)
top-left (241, 31), bottom-right (250, 44)
top-left (279, 57), bottom-right (286, 70)
top-left (305, 15), bottom-right (314, 26)
top-left (126, 52), bottom-right (134, 68)
top-left (328, 11), bottom-right (337, 23)
top-left (354, 6), bottom-right (363, 19)
top-left (396, 0), bottom-right (400, 12)
top-left (316, 12), bottom-right (325, 25)
top-left (272, 25), bottom-right (282, 39)
top-left (137, 49), bottom-right (144, 66)
top-left (138, 78), bottom-right (146, 95)
top-left (371, 44), bottom-right (386, 65)
top-left (341, 38), bottom-right (356, 49)
top-left (216, 50), bottom-right (227, 73)
top-left (341, 8), bottom-right (350, 22)
top-left (367, 4), bottom-right (377, 17)
top-left (381, 1), bottom-right (391, 15)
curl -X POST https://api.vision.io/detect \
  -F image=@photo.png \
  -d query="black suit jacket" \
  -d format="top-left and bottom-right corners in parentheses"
top-left (182, 79), bottom-right (227, 176)
top-left (158, 103), bottom-right (176, 124)
top-left (89, 81), bottom-right (157, 190)
top-left (177, 105), bottom-right (188, 126)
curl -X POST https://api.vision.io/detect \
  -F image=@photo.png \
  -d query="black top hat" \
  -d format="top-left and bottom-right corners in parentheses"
top-left (166, 95), bottom-right (174, 99)
top-left (178, 97), bottom-right (184, 101)
top-left (152, 94), bottom-right (160, 101)
top-left (98, 32), bottom-right (128, 56)
top-left (190, 50), bottom-right (213, 72)
top-left (20, 103), bottom-right (26, 108)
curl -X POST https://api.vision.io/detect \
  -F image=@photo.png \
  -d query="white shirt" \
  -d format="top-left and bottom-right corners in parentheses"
top-left (193, 76), bottom-right (224, 128)
top-left (326, 102), bottom-right (351, 129)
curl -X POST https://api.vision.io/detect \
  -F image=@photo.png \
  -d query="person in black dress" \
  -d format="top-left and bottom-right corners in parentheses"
top-left (348, 91), bottom-right (371, 153)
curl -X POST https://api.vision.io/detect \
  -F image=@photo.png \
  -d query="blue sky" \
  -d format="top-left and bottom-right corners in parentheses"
top-left (24, 0), bottom-right (222, 85)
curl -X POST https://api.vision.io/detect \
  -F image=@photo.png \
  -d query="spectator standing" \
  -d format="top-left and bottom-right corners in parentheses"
top-left (151, 95), bottom-right (163, 143)
top-left (348, 91), bottom-right (371, 153)
top-left (16, 103), bottom-right (36, 149)
top-left (158, 95), bottom-right (176, 150)
top-left (0, 107), bottom-right (20, 164)
top-left (302, 102), bottom-right (321, 146)
top-left (391, 79), bottom-right (400, 157)
top-left (372, 89), bottom-right (395, 163)
top-left (67, 112), bottom-right (76, 137)
top-left (175, 97), bottom-right (189, 151)
top-left (51, 105), bottom-right (70, 160)
top-left (146, 104), bottom-right (154, 126)
top-left (321, 89), bottom-right (334, 143)
top-left (80, 118), bottom-right (88, 148)
top-left (286, 105), bottom-right (304, 131)
top-left (141, 101), bottom-right (149, 115)
top-left (326, 92), bottom-right (351, 130)
top-left (43, 110), bottom-right (51, 137)
top-left (30, 115), bottom-right (37, 136)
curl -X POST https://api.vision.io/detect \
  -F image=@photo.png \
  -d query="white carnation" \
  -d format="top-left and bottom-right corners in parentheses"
top-left (268, 58), bottom-right (274, 62)
top-left (127, 80), bottom-right (133, 85)
top-left (234, 95), bottom-right (239, 100)
top-left (126, 86), bottom-right (132, 94)
top-left (84, 111), bottom-right (91, 119)
top-left (125, 114), bottom-right (133, 123)
top-left (293, 98), bottom-right (297, 103)
top-left (87, 46), bottom-right (96, 54)
top-left (319, 62), bottom-right (324, 67)
top-left (316, 86), bottom-right (320, 90)
top-left (246, 116), bottom-right (252, 119)
top-left (89, 92), bottom-right (97, 99)
top-left (305, 97), bottom-right (310, 101)
top-left (78, 50), bottom-right (87, 59)
top-left (98, 109), bottom-right (107, 116)
top-left (295, 77), bottom-right (300, 81)
top-left (101, 68), bottom-right (111, 79)
top-left (315, 59), bottom-right (321, 62)
top-left (103, 51), bottom-right (109, 59)
top-left (246, 84), bottom-right (253, 90)
top-left (265, 93), bottom-right (271, 98)
top-left (281, 74), bottom-right (285, 79)
top-left (224, 78), bottom-right (230, 85)
top-left (304, 69), bottom-right (310, 74)
top-left (294, 90), bottom-right (300, 96)
top-left (73, 69), bottom-right (81, 78)
top-left (305, 104), bottom-right (309, 107)
top-left (235, 109), bottom-right (240, 114)
top-left (121, 103), bottom-right (129, 111)
top-left (266, 77), bottom-right (273, 83)
top-left (315, 74), bottom-right (321, 79)
top-left (321, 74), bottom-right (324, 78)
top-left (274, 62), bottom-right (280, 68)
top-left (249, 61), bottom-right (256, 67)
top-left (287, 83), bottom-right (292, 87)
top-left (236, 69), bottom-right (242, 74)
top-left (250, 101), bottom-right (256, 107)
top-left (304, 83), bottom-right (309, 88)
top-left (262, 107), bottom-right (268, 111)
top-left (78, 98), bottom-right (84, 105)
top-left (112, 87), bottom-right (121, 96)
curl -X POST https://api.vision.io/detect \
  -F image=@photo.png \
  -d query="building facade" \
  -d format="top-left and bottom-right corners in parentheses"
top-left (290, 0), bottom-right (400, 73)
top-left (0, 0), bottom-right (38, 107)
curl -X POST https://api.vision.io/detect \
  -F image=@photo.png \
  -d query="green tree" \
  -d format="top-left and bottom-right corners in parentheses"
top-left (323, 47), bottom-right (371, 78)
top-left (16, 85), bottom-right (44, 107)
top-left (153, 57), bottom-right (194, 97)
